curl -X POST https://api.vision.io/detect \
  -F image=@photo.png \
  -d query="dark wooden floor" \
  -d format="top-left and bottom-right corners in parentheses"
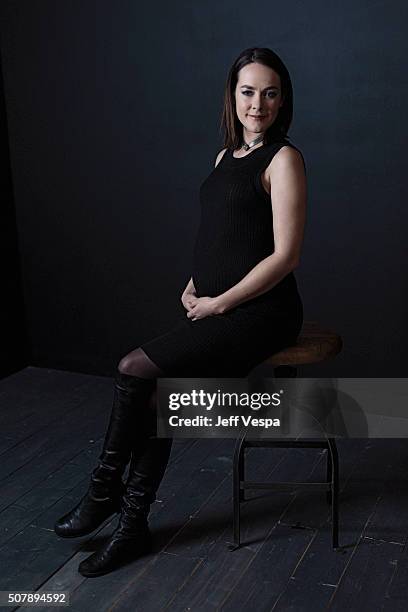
top-left (0, 367), bottom-right (407, 611)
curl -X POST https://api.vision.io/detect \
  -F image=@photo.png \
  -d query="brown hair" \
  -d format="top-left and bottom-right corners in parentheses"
top-left (220, 47), bottom-right (294, 149)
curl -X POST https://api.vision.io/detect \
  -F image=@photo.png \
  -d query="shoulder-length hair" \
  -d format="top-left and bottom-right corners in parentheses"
top-left (220, 47), bottom-right (293, 149)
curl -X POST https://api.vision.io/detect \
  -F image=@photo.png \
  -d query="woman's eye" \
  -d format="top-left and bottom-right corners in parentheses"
top-left (242, 90), bottom-right (277, 98)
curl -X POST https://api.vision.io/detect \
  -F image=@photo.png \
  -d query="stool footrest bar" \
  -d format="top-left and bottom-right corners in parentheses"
top-left (241, 481), bottom-right (330, 492)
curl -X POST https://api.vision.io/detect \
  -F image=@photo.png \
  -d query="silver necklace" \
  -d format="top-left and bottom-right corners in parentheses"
top-left (241, 134), bottom-right (264, 151)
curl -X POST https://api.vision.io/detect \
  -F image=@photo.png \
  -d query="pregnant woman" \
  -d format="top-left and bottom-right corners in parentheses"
top-left (54, 46), bottom-right (307, 577)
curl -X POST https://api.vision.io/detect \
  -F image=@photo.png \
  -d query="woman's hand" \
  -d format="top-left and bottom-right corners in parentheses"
top-left (186, 296), bottom-right (224, 321)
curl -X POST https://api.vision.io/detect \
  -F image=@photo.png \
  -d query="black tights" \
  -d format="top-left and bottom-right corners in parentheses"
top-left (118, 347), bottom-right (164, 379)
top-left (117, 347), bottom-right (165, 413)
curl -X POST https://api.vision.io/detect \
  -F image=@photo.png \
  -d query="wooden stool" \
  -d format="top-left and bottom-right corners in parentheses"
top-left (231, 321), bottom-right (343, 551)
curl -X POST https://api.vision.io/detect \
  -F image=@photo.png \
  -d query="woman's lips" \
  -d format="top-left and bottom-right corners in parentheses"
top-left (249, 115), bottom-right (266, 120)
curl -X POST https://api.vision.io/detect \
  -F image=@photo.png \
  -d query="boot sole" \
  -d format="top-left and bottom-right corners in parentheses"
top-left (78, 542), bottom-right (152, 577)
top-left (54, 510), bottom-right (120, 539)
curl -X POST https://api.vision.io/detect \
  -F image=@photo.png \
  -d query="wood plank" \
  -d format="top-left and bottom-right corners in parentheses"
top-left (280, 439), bottom-right (365, 529)
top-left (0, 524), bottom-right (84, 592)
top-left (0, 397), bottom-right (108, 512)
top-left (0, 449), bottom-right (99, 546)
top-left (269, 576), bottom-right (335, 612)
top-left (383, 542), bottom-right (408, 608)
top-left (103, 552), bottom-right (203, 612)
top-left (0, 374), bottom-right (108, 455)
top-left (0, 376), bottom-right (111, 478)
top-left (221, 525), bottom-right (318, 612)
top-left (363, 440), bottom-right (408, 545)
top-left (0, 367), bottom-right (106, 428)
top-left (328, 538), bottom-right (404, 611)
top-left (279, 440), bottom-right (408, 610)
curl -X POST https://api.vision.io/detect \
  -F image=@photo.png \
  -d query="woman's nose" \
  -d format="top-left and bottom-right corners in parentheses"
top-left (251, 93), bottom-right (262, 110)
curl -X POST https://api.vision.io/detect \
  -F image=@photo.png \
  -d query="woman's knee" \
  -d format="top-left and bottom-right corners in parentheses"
top-left (117, 349), bottom-right (142, 375)
top-left (117, 356), bottom-right (132, 374)
top-left (117, 347), bottom-right (164, 378)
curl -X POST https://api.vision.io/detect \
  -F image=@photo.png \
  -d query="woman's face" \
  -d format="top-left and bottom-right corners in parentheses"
top-left (234, 62), bottom-right (284, 138)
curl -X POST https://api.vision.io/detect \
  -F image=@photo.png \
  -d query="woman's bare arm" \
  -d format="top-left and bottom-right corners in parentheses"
top-left (183, 277), bottom-right (195, 293)
top-left (215, 148), bottom-right (228, 167)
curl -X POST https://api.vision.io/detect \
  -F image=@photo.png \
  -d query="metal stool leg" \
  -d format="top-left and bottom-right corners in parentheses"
top-left (327, 438), bottom-right (339, 549)
top-left (326, 446), bottom-right (333, 505)
top-left (238, 445), bottom-right (245, 502)
top-left (230, 434), bottom-right (246, 551)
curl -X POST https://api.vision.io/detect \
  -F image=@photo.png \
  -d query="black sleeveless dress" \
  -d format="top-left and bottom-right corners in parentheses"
top-left (140, 140), bottom-right (304, 377)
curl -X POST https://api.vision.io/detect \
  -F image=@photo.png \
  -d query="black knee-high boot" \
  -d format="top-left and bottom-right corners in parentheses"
top-left (78, 408), bottom-right (173, 577)
top-left (54, 372), bottom-right (155, 538)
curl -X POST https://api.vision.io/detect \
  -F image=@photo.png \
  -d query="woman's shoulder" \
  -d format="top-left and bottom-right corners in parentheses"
top-left (267, 140), bottom-right (306, 172)
top-left (265, 139), bottom-right (306, 176)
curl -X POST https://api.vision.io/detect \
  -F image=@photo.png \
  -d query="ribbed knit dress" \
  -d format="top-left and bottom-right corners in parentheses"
top-left (140, 139), bottom-right (304, 377)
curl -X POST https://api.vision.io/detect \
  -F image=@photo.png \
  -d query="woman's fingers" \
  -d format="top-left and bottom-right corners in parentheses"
top-left (187, 305), bottom-right (199, 319)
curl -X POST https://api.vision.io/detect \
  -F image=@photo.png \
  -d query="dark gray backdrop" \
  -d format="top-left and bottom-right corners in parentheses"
top-left (1, 0), bottom-right (407, 377)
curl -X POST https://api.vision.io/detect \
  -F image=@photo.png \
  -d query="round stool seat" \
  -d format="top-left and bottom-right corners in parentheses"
top-left (266, 321), bottom-right (343, 366)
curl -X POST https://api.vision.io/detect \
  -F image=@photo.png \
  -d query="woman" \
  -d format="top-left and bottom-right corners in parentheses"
top-left (54, 47), bottom-right (307, 577)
